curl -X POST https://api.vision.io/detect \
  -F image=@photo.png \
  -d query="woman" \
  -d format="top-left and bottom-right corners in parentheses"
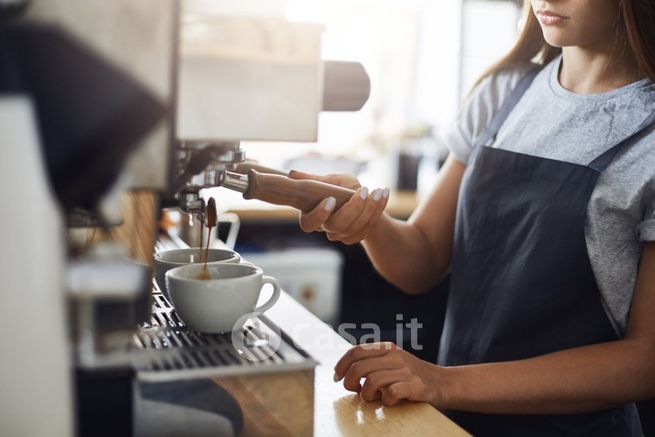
top-left (291, 0), bottom-right (655, 435)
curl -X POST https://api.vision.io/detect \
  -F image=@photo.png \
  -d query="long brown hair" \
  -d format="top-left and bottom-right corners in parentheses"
top-left (475, 0), bottom-right (655, 87)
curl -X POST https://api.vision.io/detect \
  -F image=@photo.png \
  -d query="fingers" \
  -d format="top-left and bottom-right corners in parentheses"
top-left (292, 168), bottom-right (389, 244)
top-left (381, 385), bottom-right (403, 406)
top-left (323, 186), bottom-right (369, 232)
top-left (360, 368), bottom-right (413, 401)
top-left (298, 197), bottom-right (336, 233)
top-left (381, 376), bottom-right (423, 406)
top-left (297, 185), bottom-right (381, 237)
top-left (332, 343), bottom-right (432, 407)
top-left (341, 355), bottom-right (403, 392)
top-left (338, 188), bottom-right (390, 245)
top-left (334, 342), bottom-right (397, 381)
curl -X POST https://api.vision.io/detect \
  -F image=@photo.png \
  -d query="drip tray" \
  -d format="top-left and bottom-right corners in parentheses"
top-left (135, 293), bottom-right (317, 382)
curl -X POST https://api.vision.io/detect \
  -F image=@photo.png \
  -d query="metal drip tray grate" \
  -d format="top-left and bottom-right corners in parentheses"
top-left (135, 292), bottom-right (316, 382)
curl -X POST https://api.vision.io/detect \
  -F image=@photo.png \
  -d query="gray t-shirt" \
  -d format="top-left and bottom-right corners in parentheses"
top-left (444, 54), bottom-right (655, 335)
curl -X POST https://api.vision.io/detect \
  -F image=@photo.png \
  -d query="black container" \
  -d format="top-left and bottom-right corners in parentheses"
top-left (396, 151), bottom-right (422, 191)
top-left (76, 368), bottom-right (134, 437)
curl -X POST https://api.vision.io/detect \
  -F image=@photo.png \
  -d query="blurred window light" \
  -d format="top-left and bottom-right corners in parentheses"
top-left (184, 0), bottom-right (288, 18)
top-left (460, 0), bottom-right (521, 95)
top-left (244, 0), bottom-right (519, 173)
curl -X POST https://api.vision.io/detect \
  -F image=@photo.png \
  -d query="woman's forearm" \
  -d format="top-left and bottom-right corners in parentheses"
top-left (362, 213), bottom-right (448, 294)
top-left (362, 156), bottom-right (463, 294)
top-left (437, 338), bottom-right (655, 414)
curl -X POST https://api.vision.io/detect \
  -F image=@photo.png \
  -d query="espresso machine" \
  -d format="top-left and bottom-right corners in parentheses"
top-left (0, 0), bottom-right (369, 436)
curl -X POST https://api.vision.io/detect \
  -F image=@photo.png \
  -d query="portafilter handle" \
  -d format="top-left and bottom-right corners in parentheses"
top-left (232, 161), bottom-right (288, 177)
top-left (223, 169), bottom-right (354, 213)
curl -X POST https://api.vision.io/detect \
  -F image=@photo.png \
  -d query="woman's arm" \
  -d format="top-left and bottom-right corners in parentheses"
top-left (333, 242), bottom-right (655, 412)
top-left (362, 155), bottom-right (465, 293)
top-left (292, 155), bottom-right (466, 294)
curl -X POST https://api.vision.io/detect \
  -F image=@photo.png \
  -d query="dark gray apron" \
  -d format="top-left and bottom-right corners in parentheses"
top-left (439, 68), bottom-right (654, 436)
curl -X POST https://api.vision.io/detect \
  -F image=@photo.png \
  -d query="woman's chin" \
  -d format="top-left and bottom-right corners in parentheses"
top-left (541, 32), bottom-right (576, 49)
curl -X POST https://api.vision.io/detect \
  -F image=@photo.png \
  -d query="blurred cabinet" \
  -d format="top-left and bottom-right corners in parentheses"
top-left (244, 248), bottom-right (343, 324)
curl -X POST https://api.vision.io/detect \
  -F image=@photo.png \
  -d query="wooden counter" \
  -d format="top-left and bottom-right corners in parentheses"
top-left (265, 290), bottom-right (469, 437)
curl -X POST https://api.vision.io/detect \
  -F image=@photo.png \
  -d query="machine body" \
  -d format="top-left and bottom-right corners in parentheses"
top-left (0, 1), bottom-right (369, 435)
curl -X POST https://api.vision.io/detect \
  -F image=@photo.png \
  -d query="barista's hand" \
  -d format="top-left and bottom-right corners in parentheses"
top-left (289, 170), bottom-right (390, 245)
top-left (333, 342), bottom-right (444, 407)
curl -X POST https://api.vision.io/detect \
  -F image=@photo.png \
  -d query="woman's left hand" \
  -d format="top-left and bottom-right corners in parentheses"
top-left (333, 342), bottom-right (445, 406)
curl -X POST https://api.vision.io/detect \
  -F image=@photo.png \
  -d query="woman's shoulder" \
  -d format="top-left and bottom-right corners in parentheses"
top-left (457, 61), bottom-right (538, 140)
top-left (469, 61), bottom-right (539, 108)
top-left (443, 60), bottom-right (544, 165)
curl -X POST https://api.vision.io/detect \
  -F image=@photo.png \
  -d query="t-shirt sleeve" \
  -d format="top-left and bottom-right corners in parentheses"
top-left (441, 64), bottom-right (535, 165)
top-left (636, 196), bottom-right (655, 242)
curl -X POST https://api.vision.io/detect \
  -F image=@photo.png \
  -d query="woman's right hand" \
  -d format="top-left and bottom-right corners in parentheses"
top-left (288, 170), bottom-right (390, 245)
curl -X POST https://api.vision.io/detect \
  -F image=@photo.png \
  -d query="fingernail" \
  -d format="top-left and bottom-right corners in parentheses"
top-left (325, 197), bottom-right (336, 211)
top-left (359, 187), bottom-right (369, 200)
top-left (333, 372), bottom-right (341, 382)
top-left (382, 188), bottom-right (390, 199)
top-left (372, 189), bottom-right (382, 202)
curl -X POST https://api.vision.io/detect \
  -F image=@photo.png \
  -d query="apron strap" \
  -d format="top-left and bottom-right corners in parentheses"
top-left (588, 110), bottom-right (655, 172)
top-left (474, 67), bottom-right (540, 148)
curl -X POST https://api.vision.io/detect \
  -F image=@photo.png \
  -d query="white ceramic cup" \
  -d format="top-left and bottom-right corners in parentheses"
top-left (154, 248), bottom-right (240, 299)
top-left (165, 263), bottom-right (281, 333)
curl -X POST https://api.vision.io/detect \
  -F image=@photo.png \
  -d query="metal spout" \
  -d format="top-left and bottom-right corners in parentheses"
top-left (222, 171), bottom-right (250, 194)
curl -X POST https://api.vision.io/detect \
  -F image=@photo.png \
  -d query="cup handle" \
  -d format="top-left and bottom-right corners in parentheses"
top-left (253, 276), bottom-right (281, 314)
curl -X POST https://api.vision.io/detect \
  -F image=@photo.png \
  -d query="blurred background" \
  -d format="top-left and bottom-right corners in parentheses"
top-left (196, 0), bottom-right (523, 361)
top-left (219, 0), bottom-right (521, 194)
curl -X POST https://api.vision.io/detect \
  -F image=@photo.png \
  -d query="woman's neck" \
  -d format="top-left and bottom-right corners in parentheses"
top-left (559, 42), bottom-right (644, 94)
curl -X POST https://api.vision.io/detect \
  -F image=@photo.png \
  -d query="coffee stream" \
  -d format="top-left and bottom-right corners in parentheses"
top-left (196, 197), bottom-right (217, 280)
top-left (198, 215), bottom-right (204, 264)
